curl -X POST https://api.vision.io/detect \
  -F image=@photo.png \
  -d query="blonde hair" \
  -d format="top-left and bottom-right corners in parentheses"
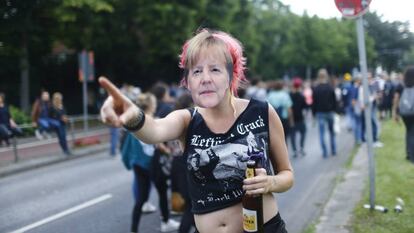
top-left (135, 93), bottom-right (156, 113)
top-left (317, 68), bottom-right (330, 83)
top-left (52, 92), bottom-right (63, 109)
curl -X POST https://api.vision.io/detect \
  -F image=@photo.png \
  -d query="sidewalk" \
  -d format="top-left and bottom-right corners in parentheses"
top-left (315, 144), bottom-right (368, 233)
top-left (0, 128), bottom-right (111, 178)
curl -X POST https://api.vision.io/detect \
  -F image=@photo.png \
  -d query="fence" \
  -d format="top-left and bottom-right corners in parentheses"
top-left (2, 115), bottom-right (106, 164)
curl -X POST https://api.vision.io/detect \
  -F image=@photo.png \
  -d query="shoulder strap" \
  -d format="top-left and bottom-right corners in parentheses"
top-left (187, 107), bottom-right (198, 118)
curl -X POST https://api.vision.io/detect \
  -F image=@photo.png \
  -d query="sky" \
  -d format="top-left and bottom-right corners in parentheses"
top-left (279, 0), bottom-right (413, 32)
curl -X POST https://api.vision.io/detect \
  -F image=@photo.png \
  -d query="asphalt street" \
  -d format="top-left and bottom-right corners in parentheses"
top-left (0, 117), bottom-right (353, 233)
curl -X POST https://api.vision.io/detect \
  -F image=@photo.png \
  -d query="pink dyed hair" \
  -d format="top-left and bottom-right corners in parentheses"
top-left (178, 29), bottom-right (247, 96)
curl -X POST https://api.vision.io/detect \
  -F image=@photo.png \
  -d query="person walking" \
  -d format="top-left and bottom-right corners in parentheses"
top-left (267, 80), bottom-right (294, 143)
top-left (289, 78), bottom-right (308, 157)
top-left (394, 66), bottom-right (414, 163)
top-left (100, 28), bottom-right (293, 233)
top-left (312, 68), bottom-right (338, 158)
top-left (121, 93), bottom-right (179, 233)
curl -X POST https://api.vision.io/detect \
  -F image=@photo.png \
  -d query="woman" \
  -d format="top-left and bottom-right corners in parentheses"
top-left (100, 29), bottom-right (294, 233)
top-left (50, 92), bottom-right (71, 155)
top-left (121, 93), bottom-right (179, 233)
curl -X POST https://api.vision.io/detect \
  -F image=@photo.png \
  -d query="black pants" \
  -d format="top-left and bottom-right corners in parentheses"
top-left (131, 166), bottom-right (151, 232)
top-left (151, 150), bottom-right (171, 222)
top-left (402, 115), bottom-right (414, 162)
top-left (264, 213), bottom-right (288, 233)
top-left (174, 156), bottom-right (195, 233)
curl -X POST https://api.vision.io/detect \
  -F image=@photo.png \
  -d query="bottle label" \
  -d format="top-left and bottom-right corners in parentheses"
top-left (246, 167), bottom-right (254, 179)
top-left (243, 208), bottom-right (258, 232)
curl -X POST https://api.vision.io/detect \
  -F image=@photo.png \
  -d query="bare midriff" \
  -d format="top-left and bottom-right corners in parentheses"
top-left (194, 193), bottom-right (278, 233)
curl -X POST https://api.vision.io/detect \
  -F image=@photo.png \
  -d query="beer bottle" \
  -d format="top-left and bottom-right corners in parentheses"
top-left (242, 159), bottom-right (264, 233)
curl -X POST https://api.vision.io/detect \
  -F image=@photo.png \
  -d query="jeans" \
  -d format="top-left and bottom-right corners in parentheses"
top-left (109, 127), bottom-right (119, 156)
top-left (38, 117), bottom-right (53, 133)
top-left (361, 110), bottom-right (378, 142)
top-left (39, 118), bottom-right (68, 153)
top-left (0, 124), bottom-right (22, 145)
top-left (289, 121), bottom-right (306, 154)
top-left (316, 112), bottom-right (336, 157)
top-left (402, 115), bottom-right (414, 163)
top-left (344, 105), bottom-right (354, 130)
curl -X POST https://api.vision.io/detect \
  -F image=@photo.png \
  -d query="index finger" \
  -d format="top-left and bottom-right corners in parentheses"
top-left (98, 76), bottom-right (124, 102)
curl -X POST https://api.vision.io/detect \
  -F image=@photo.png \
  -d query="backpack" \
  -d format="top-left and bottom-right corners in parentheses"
top-left (399, 87), bottom-right (414, 116)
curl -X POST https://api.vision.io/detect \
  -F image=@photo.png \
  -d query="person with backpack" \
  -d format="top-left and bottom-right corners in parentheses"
top-left (394, 66), bottom-right (414, 163)
top-left (267, 80), bottom-right (293, 143)
top-left (121, 93), bottom-right (179, 233)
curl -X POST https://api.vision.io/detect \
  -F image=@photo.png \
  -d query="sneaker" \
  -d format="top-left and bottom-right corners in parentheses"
top-left (35, 130), bottom-right (44, 140)
top-left (44, 132), bottom-right (52, 139)
top-left (141, 202), bottom-right (157, 213)
top-left (160, 219), bottom-right (180, 232)
top-left (373, 141), bottom-right (384, 148)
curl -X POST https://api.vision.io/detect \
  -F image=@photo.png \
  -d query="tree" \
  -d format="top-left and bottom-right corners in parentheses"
top-left (364, 12), bottom-right (414, 71)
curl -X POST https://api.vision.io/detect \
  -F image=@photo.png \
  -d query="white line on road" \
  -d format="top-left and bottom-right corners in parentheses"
top-left (8, 194), bottom-right (113, 233)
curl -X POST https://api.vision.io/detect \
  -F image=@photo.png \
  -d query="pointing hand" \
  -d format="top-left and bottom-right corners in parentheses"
top-left (99, 77), bottom-right (139, 127)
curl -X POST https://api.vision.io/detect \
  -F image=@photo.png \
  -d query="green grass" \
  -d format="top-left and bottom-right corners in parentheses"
top-left (302, 222), bottom-right (316, 233)
top-left (345, 146), bottom-right (359, 169)
top-left (352, 120), bottom-right (414, 233)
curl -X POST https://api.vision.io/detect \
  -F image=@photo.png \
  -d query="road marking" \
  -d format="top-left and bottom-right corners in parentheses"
top-left (8, 194), bottom-right (112, 233)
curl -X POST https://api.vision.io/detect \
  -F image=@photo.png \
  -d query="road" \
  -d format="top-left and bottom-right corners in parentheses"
top-left (0, 118), bottom-right (353, 233)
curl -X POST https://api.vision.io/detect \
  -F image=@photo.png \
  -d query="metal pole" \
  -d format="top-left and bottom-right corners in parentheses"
top-left (70, 118), bottom-right (75, 150)
top-left (82, 70), bottom-right (89, 132)
top-left (12, 136), bottom-right (19, 163)
top-left (356, 16), bottom-right (376, 209)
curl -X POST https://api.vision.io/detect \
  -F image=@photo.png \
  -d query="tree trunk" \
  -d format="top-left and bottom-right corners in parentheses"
top-left (20, 33), bottom-right (30, 113)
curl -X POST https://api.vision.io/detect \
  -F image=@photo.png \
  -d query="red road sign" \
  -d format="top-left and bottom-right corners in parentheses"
top-left (335, 0), bottom-right (371, 18)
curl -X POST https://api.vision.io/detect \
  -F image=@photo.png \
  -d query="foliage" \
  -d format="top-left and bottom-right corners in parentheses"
top-left (364, 12), bottom-right (414, 71)
top-left (352, 120), bottom-right (414, 233)
top-left (9, 105), bottom-right (31, 124)
top-left (1, 0), bottom-right (414, 112)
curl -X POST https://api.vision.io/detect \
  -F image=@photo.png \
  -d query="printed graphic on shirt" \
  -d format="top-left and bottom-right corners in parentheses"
top-left (187, 113), bottom-right (271, 210)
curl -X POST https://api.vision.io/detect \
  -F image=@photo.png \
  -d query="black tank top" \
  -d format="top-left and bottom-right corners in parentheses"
top-left (184, 98), bottom-right (273, 214)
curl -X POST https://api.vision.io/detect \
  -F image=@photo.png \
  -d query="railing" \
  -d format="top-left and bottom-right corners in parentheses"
top-left (5, 114), bottom-right (105, 163)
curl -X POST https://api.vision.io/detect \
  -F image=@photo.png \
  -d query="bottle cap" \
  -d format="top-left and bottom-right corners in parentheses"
top-left (247, 160), bottom-right (256, 167)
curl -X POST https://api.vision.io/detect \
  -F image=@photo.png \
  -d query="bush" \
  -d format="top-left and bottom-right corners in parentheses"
top-left (9, 105), bottom-right (31, 124)
top-left (9, 105), bottom-right (34, 136)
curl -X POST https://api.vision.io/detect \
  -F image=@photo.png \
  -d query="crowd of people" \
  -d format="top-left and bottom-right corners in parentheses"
top-left (31, 90), bottom-right (71, 155)
top-left (93, 57), bottom-right (411, 232)
top-left (0, 90), bottom-right (70, 155)
top-left (1, 27), bottom-right (413, 233)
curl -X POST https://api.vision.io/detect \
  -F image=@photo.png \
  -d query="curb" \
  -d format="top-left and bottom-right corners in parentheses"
top-left (315, 144), bottom-right (369, 233)
top-left (0, 144), bottom-right (108, 178)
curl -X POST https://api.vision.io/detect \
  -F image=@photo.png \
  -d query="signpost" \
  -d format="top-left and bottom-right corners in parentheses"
top-left (78, 50), bottom-right (95, 132)
top-left (335, 0), bottom-right (376, 211)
